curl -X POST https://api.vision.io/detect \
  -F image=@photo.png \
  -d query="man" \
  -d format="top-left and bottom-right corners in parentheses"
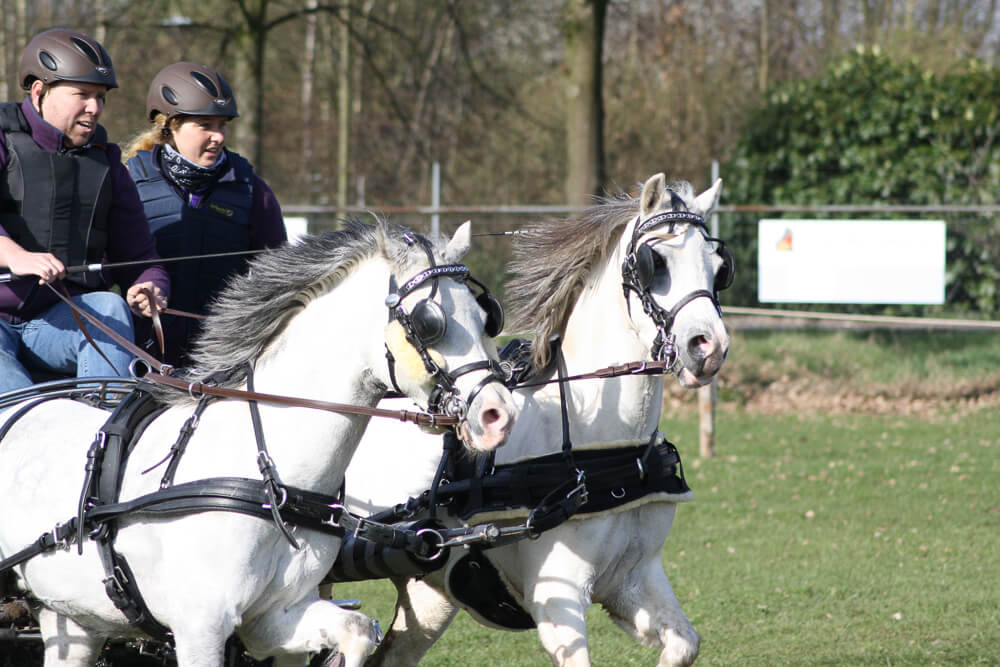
top-left (0, 29), bottom-right (169, 392)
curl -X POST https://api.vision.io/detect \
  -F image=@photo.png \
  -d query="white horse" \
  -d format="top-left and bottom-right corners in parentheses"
top-left (343, 174), bottom-right (730, 666)
top-left (0, 219), bottom-right (517, 667)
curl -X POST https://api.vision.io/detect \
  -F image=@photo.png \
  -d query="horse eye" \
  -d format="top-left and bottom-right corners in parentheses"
top-left (651, 252), bottom-right (666, 272)
top-left (648, 251), bottom-right (667, 281)
top-left (649, 252), bottom-right (671, 292)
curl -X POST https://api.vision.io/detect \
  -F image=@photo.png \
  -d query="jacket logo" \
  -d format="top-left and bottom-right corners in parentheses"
top-left (209, 203), bottom-right (235, 217)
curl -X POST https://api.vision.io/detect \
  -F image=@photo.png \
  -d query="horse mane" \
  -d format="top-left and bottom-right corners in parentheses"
top-left (505, 180), bottom-right (696, 370)
top-left (153, 217), bottom-right (423, 404)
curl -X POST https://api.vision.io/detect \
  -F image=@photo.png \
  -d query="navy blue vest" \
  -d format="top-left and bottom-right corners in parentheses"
top-left (127, 148), bottom-right (254, 315)
top-left (0, 102), bottom-right (111, 290)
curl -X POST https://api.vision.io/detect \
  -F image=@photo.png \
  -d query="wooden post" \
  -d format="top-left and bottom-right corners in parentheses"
top-left (698, 381), bottom-right (716, 458)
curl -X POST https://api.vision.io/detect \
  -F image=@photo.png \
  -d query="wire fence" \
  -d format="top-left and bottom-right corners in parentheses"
top-left (282, 202), bottom-right (1000, 327)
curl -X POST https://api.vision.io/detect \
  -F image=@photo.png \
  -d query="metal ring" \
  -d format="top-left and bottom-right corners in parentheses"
top-left (274, 485), bottom-right (288, 510)
top-left (611, 487), bottom-right (626, 499)
top-left (415, 527), bottom-right (446, 561)
top-left (128, 357), bottom-right (151, 379)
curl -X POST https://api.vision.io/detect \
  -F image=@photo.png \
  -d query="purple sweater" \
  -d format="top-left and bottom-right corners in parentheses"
top-left (0, 98), bottom-right (169, 322)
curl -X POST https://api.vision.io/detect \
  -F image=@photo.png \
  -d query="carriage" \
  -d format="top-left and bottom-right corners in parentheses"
top-left (0, 173), bottom-right (733, 667)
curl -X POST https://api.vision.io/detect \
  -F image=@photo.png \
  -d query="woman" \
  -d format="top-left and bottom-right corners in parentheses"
top-left (125, 62), bottom-right (286, 367)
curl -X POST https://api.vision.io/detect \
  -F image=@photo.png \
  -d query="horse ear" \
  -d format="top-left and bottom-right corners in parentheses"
top-left (640, 173), bottom-right (667, 216)
top-left (444, 220), bottom-right (471, 263)
top-left (693, 178), bottom-right (723, 218)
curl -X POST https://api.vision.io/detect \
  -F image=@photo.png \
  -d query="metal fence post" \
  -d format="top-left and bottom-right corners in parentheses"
top-left (698, 160), bottom-right (720, 458)
top-left (431, 161), bottom-right (441, 240)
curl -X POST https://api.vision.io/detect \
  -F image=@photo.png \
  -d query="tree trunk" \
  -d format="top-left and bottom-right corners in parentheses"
top-left (0, 0), bottom-right (8, 102)
top-left (562, 0), bottom-right (607, 207)
top-left (759, 0), bottom-right (769, 94)
top-left (301, 0), bottom-right (317, 203)
top-left (821, 0), bottom-right (841, 59)
top-left (336, 1), bottom-right (351, 215)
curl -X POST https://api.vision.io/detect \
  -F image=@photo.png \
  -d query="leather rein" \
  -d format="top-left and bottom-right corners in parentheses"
top-left (43, 282), bottom-right (462, 427)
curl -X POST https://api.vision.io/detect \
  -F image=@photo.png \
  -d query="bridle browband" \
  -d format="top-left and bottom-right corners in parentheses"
top-left (385, 233), bottom-right (506, 424)
top-left (620, 209), bottom-right (734, 366)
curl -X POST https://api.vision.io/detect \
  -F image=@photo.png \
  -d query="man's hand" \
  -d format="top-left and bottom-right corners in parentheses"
top-left (0, 246), bottom-right (66, 284)
top-left (126, 282), bottom-right (166, 318)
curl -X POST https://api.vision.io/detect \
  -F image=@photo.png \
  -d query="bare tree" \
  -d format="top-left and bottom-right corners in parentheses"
top-left (562, 0), bottom-right (607, 205)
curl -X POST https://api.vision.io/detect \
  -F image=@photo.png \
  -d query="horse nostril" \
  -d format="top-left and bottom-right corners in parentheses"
top-left (481, 407), bottom-right (502, 428)
top-left (687, 334), bottom-right (712, 360)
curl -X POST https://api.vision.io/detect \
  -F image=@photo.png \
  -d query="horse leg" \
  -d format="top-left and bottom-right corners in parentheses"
top-left (169, 616), bottom-right (232, 667)
top-left (366, 576), bottom-right (459, 667)
top-left (602, 559), bottom-right (699, 667)
top-left (521, 551), bottom-right (594, 667)
top-left (239, 596), bottom-right (376, 667)
top-left (36, 607), bottom-right (105, 667)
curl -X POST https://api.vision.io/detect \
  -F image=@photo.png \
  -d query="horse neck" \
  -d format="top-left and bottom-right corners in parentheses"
top-left (501, 247), bottom-right (664, 461)
top-left (247, 261), bottom-right (390, 492)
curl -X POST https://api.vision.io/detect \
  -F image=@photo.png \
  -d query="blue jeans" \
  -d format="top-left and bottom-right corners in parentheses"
top-left (0, 291), bottom-right (137, 394)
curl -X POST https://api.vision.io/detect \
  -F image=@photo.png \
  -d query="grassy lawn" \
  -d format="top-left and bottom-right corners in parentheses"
top-left (335, 330), bottom-right (1000, 665)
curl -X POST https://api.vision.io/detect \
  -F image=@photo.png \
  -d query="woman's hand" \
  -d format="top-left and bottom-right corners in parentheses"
top-left (126, 282), bottom-right (167, 318)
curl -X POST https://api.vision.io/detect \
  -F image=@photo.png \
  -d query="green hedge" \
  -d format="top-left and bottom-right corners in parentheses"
top-left (723, 47), bottom-right (1000, 316)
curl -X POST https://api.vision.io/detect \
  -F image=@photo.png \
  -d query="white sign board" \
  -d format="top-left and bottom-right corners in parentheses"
top-left (284, 217), bottom-right (309, 245)
top-left (758, 219), bottom-right (945, 304)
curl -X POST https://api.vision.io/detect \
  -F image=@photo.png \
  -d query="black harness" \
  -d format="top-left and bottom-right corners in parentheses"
top-left (0, 380), bottom-right (450, 640)
top-left (384, 232), bottom-right (506, 420)
top-left (620, 209), bottom-right (734, 364)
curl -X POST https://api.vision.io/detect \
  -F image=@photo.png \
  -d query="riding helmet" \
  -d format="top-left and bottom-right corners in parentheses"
top-left (146, 62), bottom-right (239, 122)
top-left (19, 29), bottom-right (118, 91)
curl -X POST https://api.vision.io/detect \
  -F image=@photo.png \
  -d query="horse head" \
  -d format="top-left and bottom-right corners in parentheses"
top-left (378, 221), bottom-right (516, 451)
top-left (621, 172), bottom-right (731, 387)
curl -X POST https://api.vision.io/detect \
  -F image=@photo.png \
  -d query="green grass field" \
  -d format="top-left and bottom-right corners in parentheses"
top-left (335, 330), bottom-right (1000, 665)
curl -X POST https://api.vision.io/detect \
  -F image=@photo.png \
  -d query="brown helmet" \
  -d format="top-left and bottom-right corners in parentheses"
top-left (146, 62), bottom-right (239, 122)
top-left (19, 29), bottom-right (117, 91)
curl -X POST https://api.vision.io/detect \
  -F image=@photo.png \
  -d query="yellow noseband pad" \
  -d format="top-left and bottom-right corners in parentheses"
top-left (385, 319), bottom-right (446, 385)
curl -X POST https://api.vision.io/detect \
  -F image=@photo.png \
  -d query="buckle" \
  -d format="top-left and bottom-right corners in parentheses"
top-left (322, 503), bottom-right (345, 528)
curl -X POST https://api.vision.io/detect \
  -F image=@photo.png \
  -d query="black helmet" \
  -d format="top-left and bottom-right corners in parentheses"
top-left (146, 62), bottom-right (239, 122)
top-left (19, 29), bottom-right (117, 91)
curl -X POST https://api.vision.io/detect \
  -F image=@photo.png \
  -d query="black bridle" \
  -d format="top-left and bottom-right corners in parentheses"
top-left (621, 209), bottom-right (735, 366)
top-left (385, 233), bottom-right (507, 422)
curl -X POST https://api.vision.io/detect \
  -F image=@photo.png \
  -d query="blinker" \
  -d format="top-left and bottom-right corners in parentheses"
top-left (388, 265), bottom-right (505, 348)
top-left (631, 236), bottom-right (734, 294)
top-left (410, 299), bottom-right (448, 346)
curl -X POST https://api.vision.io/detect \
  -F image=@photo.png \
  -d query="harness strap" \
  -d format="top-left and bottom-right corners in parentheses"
top-left (56, 281), bottom-right (120, 374)
top-left (512, 358), bottom-right (670, 389)
top-left (140, 395), bottom-right (213, 488)
top-left (247, 364), bottom-right (299, 549)
top-left (0, 475), bottom-right (432, 575)
top-left (555, 349), bottom-right (575, 467)
top-left (426, 431), bottom-right (462, 520)
top-left (146, 372), bottom-right (460, 426)
top-left (43, 278), bottom-right (466, 427)
top-left (45, 281), bottom-right (174, 375)
top-left (437, 433), bottom-right (687, 522)
top-left (0, 520), bottom-right (78, 574)
top-left (98, 540), bottom-right (172, 641)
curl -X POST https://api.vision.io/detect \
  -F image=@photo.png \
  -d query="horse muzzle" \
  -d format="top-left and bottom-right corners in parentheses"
top-left (457, 382), bottom-right (517, 452)
top-left (675, 320), bottom-right (730, 388)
